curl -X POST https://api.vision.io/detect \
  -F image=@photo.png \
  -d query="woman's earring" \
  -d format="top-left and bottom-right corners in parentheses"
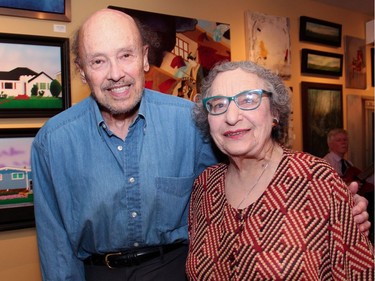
top-left (272, 118), bottom-right (279, 126)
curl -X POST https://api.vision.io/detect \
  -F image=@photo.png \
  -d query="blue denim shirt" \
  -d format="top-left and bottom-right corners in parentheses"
top-left (32, 89), bottom-right (219, 280)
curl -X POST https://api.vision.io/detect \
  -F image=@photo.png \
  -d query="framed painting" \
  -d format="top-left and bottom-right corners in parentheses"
top-left (0, 128), bottom-right (39, 231)
top-left (109, 6), bottom-right (231, 102)
top-left (372, 48), bottom-right (374, 87)
top-left (0, 33), bottom-right (71, 118)
top-left (301, 82), bottom-right (343, 158)
top-left (345, 36), bottom-right (367, 89)
top-left (245, 11), bottom-right (291, 79)
top-left (301, 48), bottom-right (343, 77)
top-left (299, 16), bottom-right (341, 47)
top-left (0, 0), bottom-right (71, 22)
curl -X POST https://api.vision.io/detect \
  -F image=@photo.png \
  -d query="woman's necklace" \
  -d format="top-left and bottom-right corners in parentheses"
top-left (236, 161), bottom-right (269, 209)
top-left (235, 145), bottom-right (275, 209)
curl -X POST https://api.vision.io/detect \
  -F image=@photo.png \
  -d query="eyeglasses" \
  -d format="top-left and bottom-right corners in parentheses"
top-left (202, 89), bottom-right (272, 115)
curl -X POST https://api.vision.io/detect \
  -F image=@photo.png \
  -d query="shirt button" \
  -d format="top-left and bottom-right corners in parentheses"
top-left (117, 145), bottom-right (123, 151)
top-left (131, 211), bottom-right (137, 218)
top-left (129, 177), bottom-right (135, 183)
top-left (134, 242), bottom-right (139, 247)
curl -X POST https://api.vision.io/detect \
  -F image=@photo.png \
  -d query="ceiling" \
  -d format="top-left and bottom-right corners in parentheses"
top-left (311, 0), bottom-right (374, 17)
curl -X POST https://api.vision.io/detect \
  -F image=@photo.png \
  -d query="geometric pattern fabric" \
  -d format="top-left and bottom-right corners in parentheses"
top-left (187, 148), bottom-right (374, 280)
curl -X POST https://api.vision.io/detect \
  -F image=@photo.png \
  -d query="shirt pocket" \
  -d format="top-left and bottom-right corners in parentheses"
top-left (155, 176), bottom-right (195, 234)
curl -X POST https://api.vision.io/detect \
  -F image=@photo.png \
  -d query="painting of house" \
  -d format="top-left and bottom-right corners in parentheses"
top-left (0, 167), bottom-right (32, 192)
top-left (109, 6), bottom-right (231, 102)
top-left (0, 67), bottom-right (56, 97)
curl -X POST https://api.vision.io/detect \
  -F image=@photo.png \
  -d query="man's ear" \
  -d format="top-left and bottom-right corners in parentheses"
top-left (143, 45), bottom-right (150, 72)
top-left (77, 64), bottom-right (87, 84)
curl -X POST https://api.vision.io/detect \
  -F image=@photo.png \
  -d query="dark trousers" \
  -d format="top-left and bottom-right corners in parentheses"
top-left (84, 245), bottom-right (188, 281)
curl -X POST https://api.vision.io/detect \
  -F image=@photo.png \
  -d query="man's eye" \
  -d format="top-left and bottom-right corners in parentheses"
top-left (88, 58), bottom-right (106, 69)
top-left (120, 53), bottom-right (131, 60)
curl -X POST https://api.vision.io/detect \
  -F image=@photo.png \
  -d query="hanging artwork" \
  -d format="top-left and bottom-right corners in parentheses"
top-left (245, 11), bottom-right (291, 79)
top-left (0, 128), bottom-right (39, 231)
top-left (345, 36), bottom-right (366, 89)
top-left (0, 33), bottom-right (71, 118)
top-left (301, 82), bottom-right (343, 158)
top-left (108, 6), bottom-right (231, 102)
top-left (0, 0), bottom-right (71, 22)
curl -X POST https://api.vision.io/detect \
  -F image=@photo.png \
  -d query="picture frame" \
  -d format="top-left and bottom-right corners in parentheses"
top-left (301, 48), bottom-right (343, 77)
top-left (372, 48), bottom-right (374, 87)
top-left (299, 16), bottom-right (342, 47)
top-left (0, 33), bottom-right (71, 118)
top-left (0, 128), bottom-right (39, 231)
top-left (245, 11), bottom-right (291, 79)
top-left (301, 82), bottom-right (343, 158)
top-left (345, 36), bottom-right (367, 89)
top-left (0, 0), bottom-right (71, 22)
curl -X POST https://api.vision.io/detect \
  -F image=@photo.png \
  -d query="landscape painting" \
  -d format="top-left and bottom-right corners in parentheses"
top-left (0, 33), bottom-right (70, 118)
top-left (0, 0), bottom-right (71, 21)
top-left (301, 82), bottom-right (343, 158)
top-left (0, 128), bottom-right (38, 231)
top-left (301, 49), bottom-right (343, 76)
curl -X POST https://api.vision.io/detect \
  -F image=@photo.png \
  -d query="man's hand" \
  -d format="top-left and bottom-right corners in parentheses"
top-left (348, 181), bottom-right (370, 235)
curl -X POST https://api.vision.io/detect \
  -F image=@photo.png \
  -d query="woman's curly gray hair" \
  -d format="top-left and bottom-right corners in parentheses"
top-left (193, 60), bottom-right (291, 144)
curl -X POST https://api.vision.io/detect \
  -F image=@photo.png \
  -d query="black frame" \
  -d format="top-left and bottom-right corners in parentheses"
top-left (301, 82), bottom-right (343, 158)
top-left (0, 33), bottom-right (71, 118)
top-left (300, 16), bottom-right (342, 47)
top-left (0, 128), bottom-right (39, 231)
top-left (0, 0), bottom-right (71, 22)
top-left (301, 48), bottom-right (343, 77)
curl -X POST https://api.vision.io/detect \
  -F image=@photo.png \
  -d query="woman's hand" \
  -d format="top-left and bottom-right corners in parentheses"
top-left (348, 181), bottom-right (371, 235)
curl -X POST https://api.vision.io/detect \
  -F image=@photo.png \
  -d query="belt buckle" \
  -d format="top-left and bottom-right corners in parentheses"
top-left (104, 252), bottom-right (122, 269)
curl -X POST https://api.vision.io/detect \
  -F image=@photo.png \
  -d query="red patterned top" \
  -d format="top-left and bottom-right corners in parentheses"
top-left (186, 148), bottom-right (374, 280)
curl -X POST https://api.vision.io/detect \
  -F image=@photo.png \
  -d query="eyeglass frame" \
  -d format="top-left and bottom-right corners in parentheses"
top-left (202, 89), bottom-right (272, 115)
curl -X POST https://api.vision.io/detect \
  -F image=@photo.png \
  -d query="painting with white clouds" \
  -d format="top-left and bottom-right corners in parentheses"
top-left (0, 33), bottom-right (70, 118)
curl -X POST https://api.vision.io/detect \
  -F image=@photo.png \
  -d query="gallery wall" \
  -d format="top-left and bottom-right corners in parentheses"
top-left (0, 0), bottom-right (373, 280)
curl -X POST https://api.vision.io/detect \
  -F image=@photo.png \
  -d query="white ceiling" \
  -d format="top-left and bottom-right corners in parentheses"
top-left (311, 0), bottom-right (374, 16)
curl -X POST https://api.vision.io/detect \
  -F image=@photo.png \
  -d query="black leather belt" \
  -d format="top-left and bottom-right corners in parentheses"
top-left (84, 242), bottom-right (185, 269)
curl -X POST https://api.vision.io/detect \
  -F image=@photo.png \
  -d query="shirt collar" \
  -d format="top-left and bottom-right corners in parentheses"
top-left (330, 151), bottom-right (343, 162)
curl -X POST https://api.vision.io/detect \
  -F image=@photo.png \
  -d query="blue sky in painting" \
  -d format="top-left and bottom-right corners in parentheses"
top-left (0, 43), bottom-right (61, 78)
top-left (0, 0), bottom-right (64, 13)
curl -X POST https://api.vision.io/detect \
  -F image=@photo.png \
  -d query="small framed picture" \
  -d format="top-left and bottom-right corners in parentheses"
top-left (0, 0), bottom-right (71, 22)
top-left (301, 48), bottom-right (343, 77)
top-left (299, 16), bottom-right (342, 47)
top-left (301, 82), bottom-right (343, 158)
top-left (0, 33), bottom-right (71, 118)
top-left (0, 128), bottom-right (39, 231)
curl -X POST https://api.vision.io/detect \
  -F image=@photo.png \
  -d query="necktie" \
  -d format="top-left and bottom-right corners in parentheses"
top-left (341, 159), bottom-right (350, 175)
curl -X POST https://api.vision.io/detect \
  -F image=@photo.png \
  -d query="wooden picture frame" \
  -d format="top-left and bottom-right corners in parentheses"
top-left (0, 0), bottom-right (71, 22)
top-left (301, 48), bottom-right (343, 77)
top-left (0, 33), bottom-right (71, 118)
top-left (299, 16), bottom-right (342, 47)
top-left (0, 128), bottom-right (39, 231)
top-left (372, 48), bottom-right (374, 87)
top-left (301, 82), bottom-right (343, 158)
